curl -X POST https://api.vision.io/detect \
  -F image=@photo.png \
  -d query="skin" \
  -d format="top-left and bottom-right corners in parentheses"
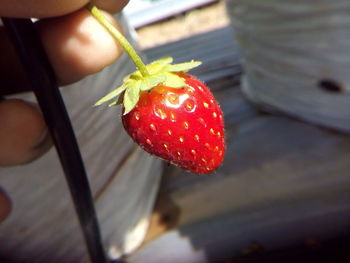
top-left (0, 0), bottom-right (129, 222)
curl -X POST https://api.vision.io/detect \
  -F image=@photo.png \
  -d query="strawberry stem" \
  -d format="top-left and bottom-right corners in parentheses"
top-left (86, 4), bottom-right (150, 77)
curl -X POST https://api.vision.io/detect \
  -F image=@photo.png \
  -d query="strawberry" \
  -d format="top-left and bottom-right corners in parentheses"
top-left (95, 57), bottom-right (225, 174)
top-left (122, 73), bottom-right (225, 174)
top-left (88, 2), bottom-right (224, 174)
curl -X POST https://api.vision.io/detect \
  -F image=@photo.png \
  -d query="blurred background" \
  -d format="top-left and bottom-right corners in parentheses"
top-left (123, 0), bottom-right (229, 49)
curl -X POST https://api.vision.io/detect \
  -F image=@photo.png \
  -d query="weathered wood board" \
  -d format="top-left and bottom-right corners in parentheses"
top-left (123, 0), bottom-right (218, 28)
top-left (128, 26), bottom-right (350, 263)
top-left (144, 26), bottom-right (242, 83)
top-left (132, 90), bottom-right (350, 262)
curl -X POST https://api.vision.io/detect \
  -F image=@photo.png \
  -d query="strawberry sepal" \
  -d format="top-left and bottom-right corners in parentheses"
top-left (94, 57), bottom-right (201, 114)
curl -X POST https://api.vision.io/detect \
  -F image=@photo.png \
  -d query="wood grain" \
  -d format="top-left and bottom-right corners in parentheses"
top-left (135, 26), bottom-right (350, 263)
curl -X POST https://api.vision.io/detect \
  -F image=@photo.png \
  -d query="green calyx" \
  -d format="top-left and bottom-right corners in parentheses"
top-left (87, 4), bottom-right (201, 114)
top-left (94, 57), bottom-right (201, 114)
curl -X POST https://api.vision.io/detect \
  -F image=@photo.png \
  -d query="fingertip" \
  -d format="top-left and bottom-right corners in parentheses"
top-left (0, 99), bottom-right (51, 167)
top-left (92, 0), bottom-right (130, 13)
top-left (0, 0), bottom-right (89, 18)
top-left (37, 8), bottom-right (123, 85)
top-left (0, 189), bottom-right (11, 223)
top-left (0, 0), bottom-right (129, 18)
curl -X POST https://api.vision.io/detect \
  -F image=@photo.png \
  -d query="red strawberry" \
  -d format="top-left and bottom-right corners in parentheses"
top-left (95, 57), bottom-right (225, 174)
top-left (122, 73), bottom-right (225, 174)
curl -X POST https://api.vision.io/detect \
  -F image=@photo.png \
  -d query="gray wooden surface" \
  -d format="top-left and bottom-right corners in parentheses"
top-left (129, 26), bottom-right (350, 262)
top-left (144, 26), bottom-right (241, 84)
top-left (123, 0), bottom-right (217, 28)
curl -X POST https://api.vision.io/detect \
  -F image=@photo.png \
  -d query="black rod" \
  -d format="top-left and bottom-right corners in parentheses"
top-left (1, 17), bottom-right (109, 263)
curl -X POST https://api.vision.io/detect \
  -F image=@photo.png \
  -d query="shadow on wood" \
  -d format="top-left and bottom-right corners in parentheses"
top-left (129, 26), bottom-right (350, 263)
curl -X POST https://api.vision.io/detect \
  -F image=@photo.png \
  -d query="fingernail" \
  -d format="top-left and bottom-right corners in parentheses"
top-left (0, 188), bottom-right (12, 222)
top-left (29, 129), bottom-right (52, 162)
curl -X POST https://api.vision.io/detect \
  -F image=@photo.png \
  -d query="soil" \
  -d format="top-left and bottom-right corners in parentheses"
top-left (134, 0), bottom-right (230, 50)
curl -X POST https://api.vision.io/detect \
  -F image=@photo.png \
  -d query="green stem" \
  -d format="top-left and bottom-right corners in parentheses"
top-left (86, 3), bottom-right (150, 77)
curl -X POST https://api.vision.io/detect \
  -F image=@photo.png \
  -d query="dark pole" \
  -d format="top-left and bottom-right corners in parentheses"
top-left (1, 17), bottom-right (109, 263)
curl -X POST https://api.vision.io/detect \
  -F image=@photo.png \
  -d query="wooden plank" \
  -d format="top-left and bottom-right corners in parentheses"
top-left (144, 28), bottom-right (240, 67)
top-left (144, 27), bottom-right (236, 56)
top-left (145, 26), bottom-right (242, 82)
top-left (132, 91), bottom-right (350, 262)
top-left (123, 0), bottom-right (218, 28)
top-left (133, 27), bottom-right (350, 263)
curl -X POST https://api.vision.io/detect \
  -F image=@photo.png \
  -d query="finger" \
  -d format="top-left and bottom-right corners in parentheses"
top-left (0, 188), bottom-right (11, 222)
top-left (0, 99), bottom-right (52, 167)
top-left (36, 8), bottom-right (123, 85)
top-left (0, 8), bottom-right (124, 94)
top-left (91, 0), bottom-right (129, 13)
top-left (0, 0), bottom-right (88, 18)
top-left (0, 0), bottom-right (129, 18)
top-left (0, 26), bottom-right (31, 96)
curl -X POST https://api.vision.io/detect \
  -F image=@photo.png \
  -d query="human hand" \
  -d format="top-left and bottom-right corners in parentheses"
top-left (0, 0), bottom-right (129, 221)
